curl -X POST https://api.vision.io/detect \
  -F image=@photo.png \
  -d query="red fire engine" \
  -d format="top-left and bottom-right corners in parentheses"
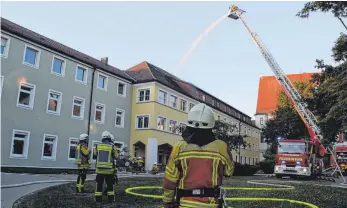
top-left (274, 138), bottom-right (323, 178)
top-left (331, 142), bottom-right (347, 176)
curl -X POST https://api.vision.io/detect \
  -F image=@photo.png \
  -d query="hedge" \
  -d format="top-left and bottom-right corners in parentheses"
top-left (233, 162), bottom-right (259, 176)
top-left (259, 160), bottom-right (275, 174)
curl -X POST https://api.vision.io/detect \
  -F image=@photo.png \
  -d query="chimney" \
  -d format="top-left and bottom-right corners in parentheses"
top-left (101, 57), bottom-right (109, 65)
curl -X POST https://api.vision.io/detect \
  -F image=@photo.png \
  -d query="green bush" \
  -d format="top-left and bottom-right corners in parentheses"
top-left (259, 160), bottom-right (275, 174)
top-left (233, 163), bottom-right (259, 176)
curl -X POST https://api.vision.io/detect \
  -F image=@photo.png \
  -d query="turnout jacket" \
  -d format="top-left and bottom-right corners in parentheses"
top-left (162, 140), bottom-right (234, 207)
top-left (74, 143), bottom-right (91, 169)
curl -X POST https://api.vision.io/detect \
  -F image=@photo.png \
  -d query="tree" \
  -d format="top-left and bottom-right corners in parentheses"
top-left (296, 1), bottom-right (347, 30)
top-left (212, 120), bottom-right (249, 152)
top-left (262, 106), bottom-right (309, 155)
top-left (277, 81), bottom-right (313, 109)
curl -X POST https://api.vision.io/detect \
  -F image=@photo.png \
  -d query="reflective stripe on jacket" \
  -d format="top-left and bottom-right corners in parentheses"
top-left (74, 144), bottom-right (91, 169)
top-left (162, 140), bottom-right (234, 206)
top-left (94, 142), bottom-right (118, 174)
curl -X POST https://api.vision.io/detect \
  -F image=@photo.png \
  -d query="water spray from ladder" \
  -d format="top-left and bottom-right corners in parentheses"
top-left (175, 13), bottom-right (228, 74)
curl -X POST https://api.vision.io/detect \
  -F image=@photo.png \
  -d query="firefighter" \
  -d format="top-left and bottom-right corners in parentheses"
top-left (94, 131), bottom-right (118, 203)
top-left (151, 162), bottom-right (159, 174)
top-left (74, 133), bottom-right (91, 193)
top-left (136, 157), bottom-right (144, 172)
top-left (162, 103), bottom-right (234, 208)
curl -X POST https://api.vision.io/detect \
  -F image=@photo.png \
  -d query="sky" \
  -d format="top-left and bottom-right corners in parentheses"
top-left (1, 1), bottom-right (344, 118)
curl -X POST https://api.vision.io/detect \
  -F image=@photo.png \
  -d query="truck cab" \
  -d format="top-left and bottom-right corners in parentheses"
top-left (274, 138), bottom-right (319, 178)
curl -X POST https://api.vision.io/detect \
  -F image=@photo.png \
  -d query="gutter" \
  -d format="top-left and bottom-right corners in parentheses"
top-left (87, 67), bottom-right (97, 137)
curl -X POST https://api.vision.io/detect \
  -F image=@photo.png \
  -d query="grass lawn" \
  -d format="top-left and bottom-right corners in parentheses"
top-left (13, 176), bottom-right (347, 208)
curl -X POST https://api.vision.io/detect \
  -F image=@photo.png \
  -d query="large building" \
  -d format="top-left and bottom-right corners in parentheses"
top-left (254, 73), bottom-right (317, 160)
top-left (125, 62), bottom-right (261, 170)
top-left (1, 18), bottom-right (134, 169)
top-left (1, 17), bottom-right (260, 171)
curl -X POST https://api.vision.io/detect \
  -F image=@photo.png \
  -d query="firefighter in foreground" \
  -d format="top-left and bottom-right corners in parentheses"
top-left (74, 133), bottom-right (91, 193)
top-left (94, 131), bottom-right (118, 203)
top-left (162, 103), bottom-right (234, 208)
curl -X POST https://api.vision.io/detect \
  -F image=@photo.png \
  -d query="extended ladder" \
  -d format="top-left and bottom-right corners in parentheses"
top-left (227, 5), bottom-right (346, 185)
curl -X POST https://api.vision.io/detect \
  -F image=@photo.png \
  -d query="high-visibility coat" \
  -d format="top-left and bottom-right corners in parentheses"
top-left (163, 140), bottom-right (234, 208)
top-left (137, 159), bottom-right (144, 167)
top-left (93, 142), bottom-right (118, 175)
top-left (74, 144), bottom-right (91, 169)
top-left (152, 164), bottom-right (159, 172)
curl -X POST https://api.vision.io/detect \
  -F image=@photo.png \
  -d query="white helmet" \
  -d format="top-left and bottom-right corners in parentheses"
top-left (101, 131), bottom-right (114, 141)
top-left (186, 103), bottom-right (215, 129)
top-left (137, 157), bottom-right (141, 160)
top-left (154, 162), bottom-right (157, 165)
top-left (79, 133), bottom-right (88, 141)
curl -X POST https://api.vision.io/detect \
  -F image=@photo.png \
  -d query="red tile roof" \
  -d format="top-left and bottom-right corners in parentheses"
top-left (255, 73), bottom-right (318, 115)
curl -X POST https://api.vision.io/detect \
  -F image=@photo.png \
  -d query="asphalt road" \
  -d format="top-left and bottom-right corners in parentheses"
top-left (0, 172), bottom-right (163, 208)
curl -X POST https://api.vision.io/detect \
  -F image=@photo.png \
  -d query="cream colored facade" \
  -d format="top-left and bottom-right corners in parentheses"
top-left (129, 81), bottom-right (261, 167)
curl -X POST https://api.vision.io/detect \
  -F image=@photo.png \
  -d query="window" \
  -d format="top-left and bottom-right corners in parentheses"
top-left (117, 81), bottom-right (126, 97)
top-left (201, 94), bottom-right (205, 101)
top-left (169, 95), bottom-right (177, 108)
top-left (138, 88), bottom-right (150, 102)
top-left (248, 157), bottom-right (251, 165)
top-left (158, 90), bottom-right (167, 104)
top-left (180, 99), bottom-right (187, 112)
top-left (169, 120), bottom-right (179, 134)
top-left (51, 56), bottom-right (65, 76)
top-left (114, 141), bottom-right (125, 155)
top-left (94, 103), bottom-right (106, 124)
top-left (189, 103), bottom-right (195, 111)
top-left (23, 45), bottom-right (40, 68)
top-left (72, 96), bottom-right (85, 119)
top-left (212, 100), bottom-right (215, 106)
top-left (10, 130), bottom-right (30, 159)
top-left (17, 83), bottom-right (36, 109)
top-left (115, 108), bottom-right (125, 128)
top-left (46, 89), bottom-right (63, 115)
top-left (217, 102), bottom-right (220, 108)
top-left (252, 158), bottom-right (255, 165)
top-left (41, 134), bottom-right (58, 160)
top-left (1, 35), bottom-right (10, 58)
top-left (260, 118), bottom-right (264, 125)
top-left (157, 116), bottom-right (166, 131)
top-left (235, 155), bottom-right (238, 163)
top-left (136, 115), bottom-right (149, 129)
top-left (244, 157), bottom-right (247, 164)
top-left (75, 65), bottom-right (88, 84)
top-left (240, 156), bottom-right (243, 164)
top-left (68, 138), bottom-right (79, 160)
top-left (97, 73), bottom-right (108, 91)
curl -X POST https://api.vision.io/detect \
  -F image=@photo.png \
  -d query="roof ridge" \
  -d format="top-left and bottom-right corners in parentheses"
top-left (144, 61), bottom-right (156, 80)
top-left (1, 17), bottom-right (132, 82)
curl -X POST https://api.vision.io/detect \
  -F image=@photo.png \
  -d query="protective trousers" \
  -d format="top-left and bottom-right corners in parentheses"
top-left (76, 169), bottom-right (87, 193)
top-left (95, 174), bottom-right (114, 203)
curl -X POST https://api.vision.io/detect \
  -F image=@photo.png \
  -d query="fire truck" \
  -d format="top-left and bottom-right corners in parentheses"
top-left (227, 5), bottom-right (345, 183)
top-left (274, 138), bottom-right (323, 178)
top-left (331, 142), bottom-right (347, 176)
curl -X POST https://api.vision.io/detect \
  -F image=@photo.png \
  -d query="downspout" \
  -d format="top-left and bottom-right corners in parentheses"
top-left (238, 121), bottom-right (241, 162)
top-left (87, 67), bottom-right (97, 137)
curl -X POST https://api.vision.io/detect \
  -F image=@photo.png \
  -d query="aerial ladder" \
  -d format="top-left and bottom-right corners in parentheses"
top-left (227, 5), bottom-right (346, 184)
